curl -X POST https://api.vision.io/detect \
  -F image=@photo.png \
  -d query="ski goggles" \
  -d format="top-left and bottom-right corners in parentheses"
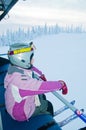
top-left (8, 44), bottom-right (36, 55)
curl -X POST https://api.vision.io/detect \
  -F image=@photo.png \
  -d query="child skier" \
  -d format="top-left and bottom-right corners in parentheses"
top-left (4, 42), bottom-right (68, 122)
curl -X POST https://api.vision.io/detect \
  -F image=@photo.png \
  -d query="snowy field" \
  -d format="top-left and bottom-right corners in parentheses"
top-left (0, 33), bottom-right (86, 130)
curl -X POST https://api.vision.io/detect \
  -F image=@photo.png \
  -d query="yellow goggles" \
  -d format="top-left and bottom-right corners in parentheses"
top-left (8, 47), bottom-right (33, 55)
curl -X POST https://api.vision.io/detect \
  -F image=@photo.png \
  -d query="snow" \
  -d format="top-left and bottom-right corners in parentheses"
top-left (0, 33), bottom-right (86, 130)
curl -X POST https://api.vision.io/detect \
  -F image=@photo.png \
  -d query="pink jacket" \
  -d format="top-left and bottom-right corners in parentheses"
top-left (4, 65), bottom-right (63, 121)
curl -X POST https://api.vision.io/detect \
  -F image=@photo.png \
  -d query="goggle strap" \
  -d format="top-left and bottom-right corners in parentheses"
top-left (8, 47), bottom-right (33, 55)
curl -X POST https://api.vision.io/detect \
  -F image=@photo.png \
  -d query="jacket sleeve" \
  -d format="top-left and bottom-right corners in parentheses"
top-left (4, 72), bottom-right (63, 97)
top-left (19, 81), bottom-right (62, 97)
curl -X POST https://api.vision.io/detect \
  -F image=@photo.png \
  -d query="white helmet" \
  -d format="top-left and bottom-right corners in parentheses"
top-left (8, 42), bottom-right (35, 69)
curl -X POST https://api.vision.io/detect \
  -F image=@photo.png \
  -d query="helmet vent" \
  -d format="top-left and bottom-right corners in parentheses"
top-left (21, 59), bottom-right (25, 63)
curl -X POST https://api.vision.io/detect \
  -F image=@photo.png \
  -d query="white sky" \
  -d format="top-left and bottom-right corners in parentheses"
top-left (0, 0), bottom-right (86, 33)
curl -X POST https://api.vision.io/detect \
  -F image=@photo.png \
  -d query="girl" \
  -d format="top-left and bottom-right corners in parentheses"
top-left (4, 42), bottom-right (68, 121)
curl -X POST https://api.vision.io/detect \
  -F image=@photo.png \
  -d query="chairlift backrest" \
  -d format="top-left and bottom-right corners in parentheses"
top-left (0, 57), bottom-right (9, 105)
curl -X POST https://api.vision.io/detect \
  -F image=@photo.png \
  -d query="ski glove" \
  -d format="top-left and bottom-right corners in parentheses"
top-left (58, 80), bottom-right (68, 95)
top-left (39, 74), bottom-right (47, 81)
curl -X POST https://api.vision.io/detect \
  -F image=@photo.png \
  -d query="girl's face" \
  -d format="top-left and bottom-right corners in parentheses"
top-left (30, 57), bottom-right (34, 65)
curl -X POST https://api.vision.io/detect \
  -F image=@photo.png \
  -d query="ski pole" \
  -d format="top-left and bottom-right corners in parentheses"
top-left (52, 91), bottom-right (86, 123)
top-left (32, 66), bottom-right (86, 123)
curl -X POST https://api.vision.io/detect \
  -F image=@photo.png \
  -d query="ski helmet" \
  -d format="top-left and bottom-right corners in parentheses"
top-left (8, 42), bottom-right (36, 69)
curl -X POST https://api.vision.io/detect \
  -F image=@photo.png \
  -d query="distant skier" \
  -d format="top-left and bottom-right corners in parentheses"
top-left (4, 42), bottom-right (68, 122)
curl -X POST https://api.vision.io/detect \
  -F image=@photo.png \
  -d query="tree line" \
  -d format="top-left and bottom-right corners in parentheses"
top-left (0, 24), bottom-right (85, 46)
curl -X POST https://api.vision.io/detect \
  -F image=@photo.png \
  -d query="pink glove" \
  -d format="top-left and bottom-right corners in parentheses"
top-left (58, 80), bottom-right (68, 95)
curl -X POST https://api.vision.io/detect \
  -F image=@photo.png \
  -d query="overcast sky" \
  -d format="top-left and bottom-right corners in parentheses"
top-left (0, 0), bottom-right (86, 33)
